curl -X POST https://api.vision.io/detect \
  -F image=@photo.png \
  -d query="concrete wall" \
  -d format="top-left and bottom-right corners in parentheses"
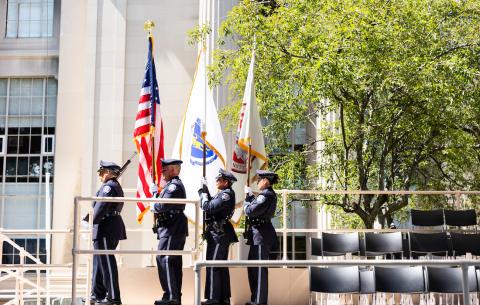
top-left (51, 0), bottom-right (201, 265)
top-left (119, 266), bottom-right (309, 305)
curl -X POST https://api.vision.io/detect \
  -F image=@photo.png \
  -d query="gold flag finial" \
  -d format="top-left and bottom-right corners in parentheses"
top-left (144, 20), bottom-right (155, 34)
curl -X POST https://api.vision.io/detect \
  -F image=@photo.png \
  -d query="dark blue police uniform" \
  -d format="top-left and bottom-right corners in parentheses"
top-left (200, 169), bottom-right (239, 304)
top-left (243, 170), bottom-right (279, 305)
top-left (152, 159), bottom-right (188, 305)
top-left (91, 161), bottom-right (126, 305)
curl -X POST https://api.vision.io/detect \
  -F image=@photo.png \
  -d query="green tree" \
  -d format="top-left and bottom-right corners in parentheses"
top-left (209, 0), bottom-right (480, 228)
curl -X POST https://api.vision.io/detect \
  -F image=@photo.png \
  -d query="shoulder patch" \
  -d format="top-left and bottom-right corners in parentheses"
top-left (221, 192), bottom-right (230, 201)
top-left (256, 195), bottom-right (266, 204)
top-left (102, 185), bottom-right (112, 195)
top-left (167, 184), bottom-right (177, 193)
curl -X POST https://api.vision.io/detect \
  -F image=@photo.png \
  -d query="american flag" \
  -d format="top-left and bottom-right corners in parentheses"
top-left (133, 36), bottom-right (164, 223)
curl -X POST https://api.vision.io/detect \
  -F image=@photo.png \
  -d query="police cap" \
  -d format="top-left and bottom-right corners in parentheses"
top-left (98, 160), bottom-right (121, 173)
top-left (215, 168), bottom-right (237, 183)
top-left (161, 159), bottom-right (183, 166)
top-left (256, 169), bottom-right (279, 184)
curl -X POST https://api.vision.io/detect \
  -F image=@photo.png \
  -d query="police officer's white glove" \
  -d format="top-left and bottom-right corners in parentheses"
top-left (81, 220), bottom-right (89, 230)
top-left (200, 193), bottom-right (209, 206)
top-left (245, 186), bottom-right (253, 197)
top-left (149, 203), bottom-right (156, 213)
top-left (201, 177), bottom-right (208, 188)
top-left (80, 220), bottom-right (89, 240)
top-left (150, 183), bottom-right (159, 196)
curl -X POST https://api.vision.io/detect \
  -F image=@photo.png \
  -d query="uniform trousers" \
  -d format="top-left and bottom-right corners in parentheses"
top-left (156, 236), bottom-right (186, 301)
top-left (204, 241), bottom-right (231, 301)
top-left (247, 244), bottom-right (271, 304)
top-left (92, 238), bottom-right (121, 302)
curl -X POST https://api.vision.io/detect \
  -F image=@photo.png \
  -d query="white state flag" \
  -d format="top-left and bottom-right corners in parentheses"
top-left (172, 49), bottom-right (227, 224)
top-left (231, 51), bottom-right (268, 223)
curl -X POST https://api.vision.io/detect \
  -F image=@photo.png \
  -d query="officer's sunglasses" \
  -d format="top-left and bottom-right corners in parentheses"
top-left (97, 168), bottom-right (107, 175)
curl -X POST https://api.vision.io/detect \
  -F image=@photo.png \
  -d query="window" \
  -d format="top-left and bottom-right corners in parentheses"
top-left (0, 136), bottom-right (4, 154)
top-left (6, 0), bottom-right (54, 38)
top-left (0, 77), bottom-right (56, 231)
top-left (42, 135), bottom-right (54, 154)
top-left (2, 238), bottom-right (46, 265)
top-left (272, 235), bottom-right (306, 260)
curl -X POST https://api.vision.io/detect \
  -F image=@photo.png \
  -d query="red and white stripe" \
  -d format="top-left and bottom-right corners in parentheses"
top-left (133, 85), bottom-right (164, 223)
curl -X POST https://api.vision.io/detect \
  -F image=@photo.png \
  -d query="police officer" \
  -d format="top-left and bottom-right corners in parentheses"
top-left (150, 159), bottom-right (188, 305)
top-left (243, 170), bottom-right (279, 305)
top-left (199, 169), bottom-right (239, 305)
top-left (90, 161), bottom-right (126, 305)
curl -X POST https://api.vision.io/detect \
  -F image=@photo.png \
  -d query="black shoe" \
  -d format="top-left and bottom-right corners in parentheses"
top-left (221, 299), bottom-right (230, 305)
top-left (154, 300), bottom-right (180, 305)
top-left (201, 300), bottom-right (221, 305)
top-left (95, 298), bottom-right (122, 305)
top-left (83, 296), bottom-right (103, 305)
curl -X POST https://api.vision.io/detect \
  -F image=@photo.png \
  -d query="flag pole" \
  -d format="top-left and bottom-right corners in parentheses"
top-left (144, 20), bottom-right (156, 184)
top-left (246, 140), bottom-right (252, 186)
top-left (201, 39), bottom-right (208, 240)
top-left (144, 20), bottom-right (158, 235)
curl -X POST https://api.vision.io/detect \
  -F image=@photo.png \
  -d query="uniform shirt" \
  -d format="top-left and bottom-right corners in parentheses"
top-left (244, 187), bottom-right (278, 247)
top-left (202, 187), bottom-right (239, 244)
top-left (92, 178), bottom-right (127, 241)
top-left (154, 176), bottom-right (188, 238)
top-left (154, 176), bottom-right (186, 212)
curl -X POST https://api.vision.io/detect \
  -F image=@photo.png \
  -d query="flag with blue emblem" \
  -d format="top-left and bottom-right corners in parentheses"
top-left (133, 35), bottom-right (164, 223)
top-left (172, 49), bottom-right (226, 224)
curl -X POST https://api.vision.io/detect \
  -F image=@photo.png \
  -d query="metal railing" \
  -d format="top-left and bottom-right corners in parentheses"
top-left (2, 190), bottom-right (480, 304)
top-left (71, 195), bottom-right (201, 304)
top-left (276, 190), bottom-right (480, 260)
top-left (193, 259), bottom-right (479, 305)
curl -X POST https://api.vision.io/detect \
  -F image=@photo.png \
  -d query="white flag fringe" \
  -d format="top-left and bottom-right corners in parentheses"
top-left (172, 49), bottom-right (227, 225)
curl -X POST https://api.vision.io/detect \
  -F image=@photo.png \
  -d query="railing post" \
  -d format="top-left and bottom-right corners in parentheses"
top-left (19, 253), bottom-right (24, 305)
top-left (36, 267), bottom-right (40, 305)
top-left (71, 197), bottom-right (79, 305)
top-left (194, 199), bottom-right (199, 262)
top-left (282, 190), bottom-right (288, 261)
top-left (462, 263), bottom-right (471, 305)
top-left (455, 191), bottom-right (462, 208)
top-left (194, 263), bottom-right (202, 305)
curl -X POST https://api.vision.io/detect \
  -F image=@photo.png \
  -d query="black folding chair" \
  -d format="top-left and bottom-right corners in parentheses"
top-left (450, 232), bottom-right (480, 257)
top-left (444, 209), bottom-right (477, 230)
top-left (427, 266), bottom-right (478, 305)
top-left (359, 269), bottom-right (375, 294)
top-left (374, 266), bottom-right (427, 305)
top-left (364, 232), bottom-right (404, 258)
top-left (310, 237), bottom-right (322, 257)
top-left (320, 232), bottom-right (360, 257)
top-left (309, 266), bottom-right (359, 305)
top-left (375, 266), bottom-right (427, 293)
top-left (408, 232), bottom-right (449, 258)
top-left (427, 266), bottom-right (477, 293)
top-left (410, 209), bottom-right (445, 228)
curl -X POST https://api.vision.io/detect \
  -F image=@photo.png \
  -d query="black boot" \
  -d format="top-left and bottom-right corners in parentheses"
top-left (154, 300), bottom-right (180, 305)
top-left (95, 298), bottom-right (122, 305)
top-left (201, 300), bottom-right (221, 305)
top-left (82, 296), bottom-right (99, 305)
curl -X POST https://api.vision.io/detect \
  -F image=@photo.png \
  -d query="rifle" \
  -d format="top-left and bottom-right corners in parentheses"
top-left (83, 152), bottom-right (137, 222)
top-left (117, 152), bottom-right (137, 177)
